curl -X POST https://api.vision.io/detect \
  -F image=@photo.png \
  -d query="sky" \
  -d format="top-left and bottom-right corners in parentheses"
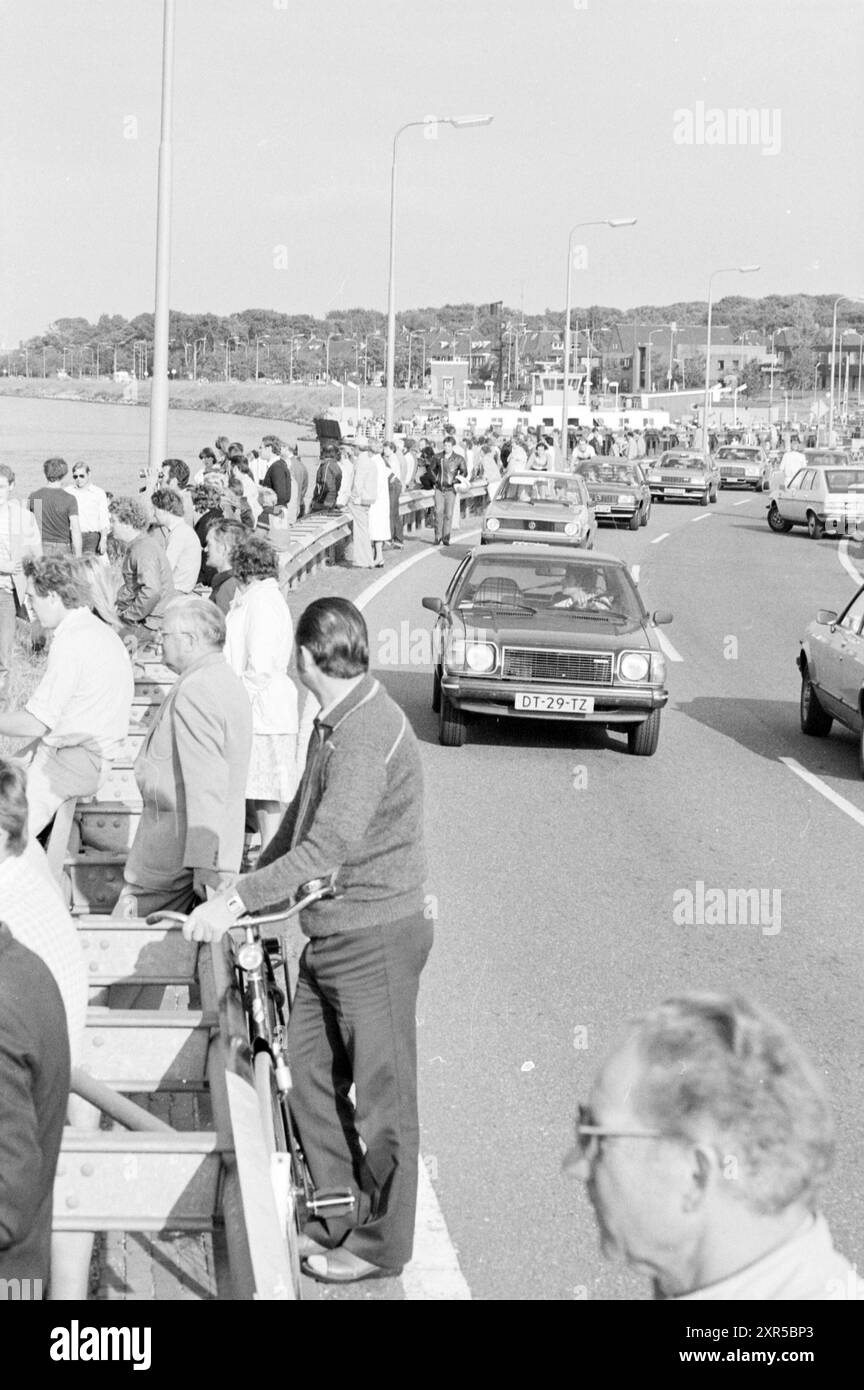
top-left (1, 0), bottom-right (862, 345)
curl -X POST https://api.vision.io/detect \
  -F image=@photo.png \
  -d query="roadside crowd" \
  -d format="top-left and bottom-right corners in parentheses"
top-left (0, 429), bottom-right (856, 1301)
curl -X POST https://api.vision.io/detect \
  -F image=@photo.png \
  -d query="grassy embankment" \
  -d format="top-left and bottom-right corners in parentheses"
top-left (0, 376), bottom-right (429, 425)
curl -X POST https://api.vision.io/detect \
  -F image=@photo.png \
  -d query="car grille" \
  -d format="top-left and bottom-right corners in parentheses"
top-left (511, 518), bottom-right (560, 532)
top-left (501, 647), bottom-right (613, 684)
top-left (660, 475), bottom-right (692, 484)
top-left (591, 492), bottom-right (622, 505)
top-left (721, 466), bottom-right (744, 477)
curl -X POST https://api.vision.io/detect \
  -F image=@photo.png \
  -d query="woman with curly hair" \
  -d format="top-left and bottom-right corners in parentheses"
top-left (224, 533), bottom-right (299, 847)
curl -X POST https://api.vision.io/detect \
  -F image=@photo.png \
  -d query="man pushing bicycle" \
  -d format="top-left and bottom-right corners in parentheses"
top-left (183, 597), bottom-right (431, 1285)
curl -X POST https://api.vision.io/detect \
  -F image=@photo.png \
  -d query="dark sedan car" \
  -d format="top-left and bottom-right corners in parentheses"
top-left (421, 543), bottom-right (671, 753)
top-left (572, 460), bottom-right (652, 529)
top-left (798, 581), bottom-right (864, 773)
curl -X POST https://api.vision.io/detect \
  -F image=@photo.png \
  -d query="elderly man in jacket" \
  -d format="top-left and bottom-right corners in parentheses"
top-left (114, 596), bottom-right (252, 919)
top-left (109, 495), bottom-right (175, 641)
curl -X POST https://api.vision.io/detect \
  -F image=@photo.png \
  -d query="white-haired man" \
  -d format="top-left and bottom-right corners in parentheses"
top-left (567, 993), bottom-right (854, 1300)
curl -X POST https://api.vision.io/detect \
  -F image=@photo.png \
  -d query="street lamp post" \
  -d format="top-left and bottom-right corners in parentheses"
top-left (561, 219), bottom-right (636, 453)
top-left (147, 0), bottom-right (176, 475)
top-left (828, 295), bottom-right (864, 444)
top-left (839, 328), bottom-right (856, 420)
top-left (768, 326), bottom-right (792, 431)
top-left (703, 265), bottom-right (760, 443)
top-left (385, 114), bottom-right (493, 440)
top-left (646, 327), bottom-right (668, 394)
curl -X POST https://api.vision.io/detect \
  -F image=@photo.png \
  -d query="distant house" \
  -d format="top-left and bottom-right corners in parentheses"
top-left (429, 357), bottom-right (470, 403)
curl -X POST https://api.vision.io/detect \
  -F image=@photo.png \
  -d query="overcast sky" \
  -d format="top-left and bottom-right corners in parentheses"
top-left (2, 0), bottom-right (862, 344)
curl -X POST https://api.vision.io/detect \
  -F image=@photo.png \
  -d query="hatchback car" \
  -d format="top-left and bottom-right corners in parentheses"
top-left (715, 445), bottom-right (770, 491)
top-left (767, 454), bottom-right (864, 538)
top-left (644, 450), bottom-right (719, 504)
top-left (421, 543), bottom-right (671, 752)
top-left (572, 460), bottom-right (652, 529)
top-left (798, 582), bottom-right (864, 773)
top-left (481, 470), bottom-right (595, 548)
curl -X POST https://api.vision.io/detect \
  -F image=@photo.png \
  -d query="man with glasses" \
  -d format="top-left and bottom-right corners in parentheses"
top-left (566, 992), bottom-right (854, 1300)
top-left (66, 462), bottom-right (109, 555)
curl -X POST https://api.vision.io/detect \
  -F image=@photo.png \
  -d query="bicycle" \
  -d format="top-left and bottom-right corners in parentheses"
top-left (148, 876), bottom-right (354, 1298)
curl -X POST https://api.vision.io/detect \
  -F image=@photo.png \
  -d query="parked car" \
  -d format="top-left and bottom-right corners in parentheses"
top-left (644, 451), bottom-right (719, 504)
top-left (798, 582), bottom-right (864, 773)
top-left (421, 543), bottom-right (671, 752)
top-left (481, 470), bottom-right (595, 548)
top-left (572, 460), bottom-right (652, 529)
top-left (715, 445), bottom-right (770, 491)
top-left (767, 455), bottom-right (864, 538)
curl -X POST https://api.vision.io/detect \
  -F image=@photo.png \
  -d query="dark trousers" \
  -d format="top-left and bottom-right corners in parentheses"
top-left (388, 473), bottom-right (404, 543)
top-left (81, 531), bottom-right (101, 554)
top-left (288, 912), bottom-right (433, 1268)
top-left (433, 488), bottom-right (456, 543)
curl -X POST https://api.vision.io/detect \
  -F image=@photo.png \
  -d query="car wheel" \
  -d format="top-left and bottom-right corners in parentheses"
top-left (432, 667), bottom-right (441, 714)
top-left (806, 510), bottom-right (825, 539)
top-left (639, 501), bottom-right (650, 526)
top-left (800, 668), bottom-right (832, 737)
top-left (628, 510), bottom-right (640, 531)
top-left (627, 709), bottom-right (661, 756)
top-left (700, 489), bottom-right (710, 507)
top-left (438, 690), bottom-right (466, 746)
top-left (767, 502), bottom-right (793, 533)
top-left (709, 485), bottom-right (718, 503)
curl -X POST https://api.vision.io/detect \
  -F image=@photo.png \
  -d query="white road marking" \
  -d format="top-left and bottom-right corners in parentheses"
top-left (733, 498), bottom-right (752, 507)
top-left (656, 629), bottom-right (684, 663)
top-left (402, 1160), bottom-right (472, 1300)
top-left (651, 532), bottom-right (670, 545)
top-left (691, 512), bottom-right (712, 522)
top-left (780, 757), bottom-right (864, 830)
top-left (354, 539), bottom-right (476, 1300)
top-left (838, 538), bottom-right (864, 587)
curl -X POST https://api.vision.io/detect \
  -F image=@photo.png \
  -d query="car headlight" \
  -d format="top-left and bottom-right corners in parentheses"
top-left (647, 474), bottom-right (660, 483)
top-left (618, 651), bottom-right (651, 682)
top-left (485, 516), bottom-right (500, 531)
top-left (465, 642), bottom-right (496, 673)
top-left (563, 522), bottom-right (580, 536)
top-left (745, 467), bottom-right (759, 476)
top-left (618, 493), bottom-right (635, 504)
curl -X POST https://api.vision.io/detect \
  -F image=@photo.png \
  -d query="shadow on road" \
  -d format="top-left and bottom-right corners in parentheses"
top-left (675, 694), bottom-right (862, 783)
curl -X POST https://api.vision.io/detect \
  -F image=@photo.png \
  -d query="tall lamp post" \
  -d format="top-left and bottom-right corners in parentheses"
top-left (147, 0), bottom-right (176, 475)
top-left (561, 219), bottom-right (636, 452)
top-left (702, 265), bottom-right (760, 443)
top-left (827, 295), bottom-right (864, 444)
top-left (768, 325), bottom-right (792, 431)
top-left (839, 328), bottom-right (856, 421)
top-left (385, 114), bottom-right (493, 441)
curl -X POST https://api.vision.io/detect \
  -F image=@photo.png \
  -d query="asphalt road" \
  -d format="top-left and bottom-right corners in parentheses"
top-left (354, 487), bottom-right (864, 1301)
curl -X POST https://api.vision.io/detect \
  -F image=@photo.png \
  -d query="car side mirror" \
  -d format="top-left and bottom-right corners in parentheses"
top-left (816, 609), bottom-right (838, 626)
top-left (422, 596), bottom-right (446, 615)
top-left (652, 609), bottom-right (673, 626)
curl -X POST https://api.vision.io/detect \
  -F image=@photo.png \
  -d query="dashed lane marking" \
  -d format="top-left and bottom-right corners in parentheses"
top-left (780, 757), bottom-right (864, 831)
top-left (691, 512), bottom-right (712, 522)
top-left (839, 538), bottom-right (864, 587)
top-left (733, 498), bottom-right (752, 507)
top-left (651, 532), bottom-right (670, 545)
top-left (656, 630), bottom-right (684, 663)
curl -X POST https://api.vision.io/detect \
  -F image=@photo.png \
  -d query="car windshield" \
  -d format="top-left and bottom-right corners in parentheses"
top-left (575, 463), bottom-right (640, 485)
top-left (455, 557), bottom-right (644, 620)
top-left (717, 448), bottom-right (759, 460)
top-left (497, 475), bottom-right (584, 504)
top-left (824, 469), bottom-right (864, 492)
top-left (660, 455), bottom-right (705, 471)
top-left (809, 453), bottom-right (851, 469)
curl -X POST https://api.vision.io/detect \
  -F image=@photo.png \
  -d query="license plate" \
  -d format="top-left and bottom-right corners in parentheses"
top-left (514, 691), bottom-right (595, 713)
top-left (595, 505), bottom-right (612, 513)
top-left (664, 487), bottom-right (686, 495)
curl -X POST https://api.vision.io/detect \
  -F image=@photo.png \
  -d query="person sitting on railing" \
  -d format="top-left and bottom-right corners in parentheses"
top-left (0, 556), bottom-right (134, 837)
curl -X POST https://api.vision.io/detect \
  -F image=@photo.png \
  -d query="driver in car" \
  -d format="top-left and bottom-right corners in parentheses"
top-left (551, 566), bottom-right (613, 610)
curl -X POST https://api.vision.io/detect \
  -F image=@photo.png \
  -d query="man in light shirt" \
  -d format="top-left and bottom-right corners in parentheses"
top-left (0, 462), bottom-right (42, 697)
top-left (566, 992), bottom-right (854, 1300)
top-left (0, 556), bottom-right (134, 835)
top-left (150, 487), bottom-right (202, 594)
top-left (65, 462), bottom-right (109, 555)
top-left (0, 758), bottom-right (87, 1064)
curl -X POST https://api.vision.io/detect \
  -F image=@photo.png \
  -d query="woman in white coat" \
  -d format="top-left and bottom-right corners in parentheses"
top-left (368, 445), bottom-right (391, 566)
top-left (224, 533), bottom-right (300, 849)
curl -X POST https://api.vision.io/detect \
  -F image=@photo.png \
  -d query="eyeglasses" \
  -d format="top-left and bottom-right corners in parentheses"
top-left (72, 472), bottom-right (87, 480)
top-left (573, 1104), bottom-right (664, 1161)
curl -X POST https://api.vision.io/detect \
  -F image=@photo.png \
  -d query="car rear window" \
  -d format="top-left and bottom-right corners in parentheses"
top-left (824, 469), bottom-right (864, 492)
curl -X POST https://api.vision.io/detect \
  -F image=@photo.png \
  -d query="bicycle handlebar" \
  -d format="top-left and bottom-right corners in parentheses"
top-left (144, 875), bottom-right (338, 928)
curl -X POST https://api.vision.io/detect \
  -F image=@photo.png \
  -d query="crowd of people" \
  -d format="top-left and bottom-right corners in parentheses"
top-left (0, 427), bottom-right (856, 1301)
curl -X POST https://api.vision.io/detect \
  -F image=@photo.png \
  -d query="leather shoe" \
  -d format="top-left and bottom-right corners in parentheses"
top-left (297, 1233), bottom-right (329, 1258)
top-left (302, 1249), bottom-right (403, 1284)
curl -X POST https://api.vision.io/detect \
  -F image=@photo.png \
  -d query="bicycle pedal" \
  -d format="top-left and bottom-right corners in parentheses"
top-left (307, 1188), bottom-right (356, 1219)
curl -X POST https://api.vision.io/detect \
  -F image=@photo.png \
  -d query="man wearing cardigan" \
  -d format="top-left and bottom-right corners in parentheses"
top-left (183, 597), bottom-right (431, 1286)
